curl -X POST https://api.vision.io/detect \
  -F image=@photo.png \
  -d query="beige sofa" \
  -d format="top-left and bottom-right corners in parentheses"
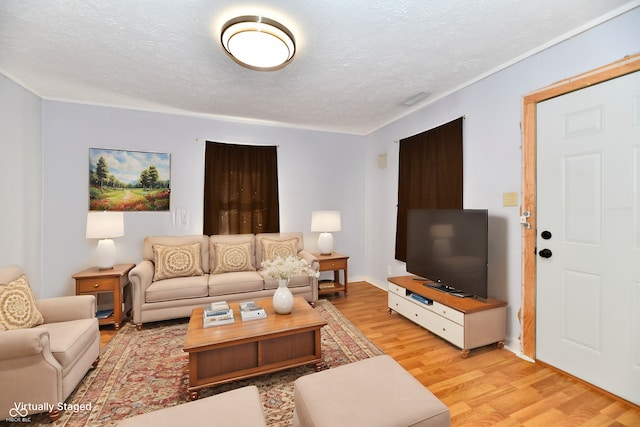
top-left (128, 232), bottom-right (318, 329)
top-left (0, 265), bottom-right (100, 420)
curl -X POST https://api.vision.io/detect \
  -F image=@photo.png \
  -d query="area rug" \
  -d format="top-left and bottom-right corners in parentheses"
top-left (29, 300), bottom-right (382, 426)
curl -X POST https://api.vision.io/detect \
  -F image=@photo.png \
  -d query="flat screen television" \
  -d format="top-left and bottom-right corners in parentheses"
top-left (406, 209), bottom-right (488, 299)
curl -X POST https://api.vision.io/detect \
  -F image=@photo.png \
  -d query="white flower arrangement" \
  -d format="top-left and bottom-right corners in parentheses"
top-left (261, 255), bottom-right (318, 280)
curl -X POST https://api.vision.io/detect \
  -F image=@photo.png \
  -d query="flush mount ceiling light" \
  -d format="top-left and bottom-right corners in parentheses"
top-left (221, 16), bottom-right (296, 71)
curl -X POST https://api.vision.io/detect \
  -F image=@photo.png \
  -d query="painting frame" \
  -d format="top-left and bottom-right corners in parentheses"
top-left (89, 148), bottom-right (171, 211)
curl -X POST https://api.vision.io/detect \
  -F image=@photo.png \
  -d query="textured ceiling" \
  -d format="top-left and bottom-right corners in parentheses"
top-left (0, 1), bottom-right (637, 135)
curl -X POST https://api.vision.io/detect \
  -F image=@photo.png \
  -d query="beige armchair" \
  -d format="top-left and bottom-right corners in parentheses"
top-left (0, 265), bottom-right (100, 420)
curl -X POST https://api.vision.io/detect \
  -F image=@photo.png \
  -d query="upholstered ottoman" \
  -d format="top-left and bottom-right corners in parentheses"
top-left (293, 355), bottom-right (450, 427)
top-left (116, 386), bottom-right (267, 426)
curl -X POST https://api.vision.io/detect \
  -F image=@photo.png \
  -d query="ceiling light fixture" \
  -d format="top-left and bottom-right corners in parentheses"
top-left (221, 15), bottom-right (296, 71)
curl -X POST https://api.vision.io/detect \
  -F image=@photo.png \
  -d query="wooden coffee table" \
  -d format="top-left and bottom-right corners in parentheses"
top-left (183, 297), bottom-right (327, 399)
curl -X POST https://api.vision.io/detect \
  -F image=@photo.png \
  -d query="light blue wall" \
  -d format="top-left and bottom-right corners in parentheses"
top-left (0, 74), bottom-right (43, 295)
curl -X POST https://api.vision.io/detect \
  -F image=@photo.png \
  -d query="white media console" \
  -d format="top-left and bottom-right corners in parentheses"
top-left (387, 275), bottom-right (507, 358)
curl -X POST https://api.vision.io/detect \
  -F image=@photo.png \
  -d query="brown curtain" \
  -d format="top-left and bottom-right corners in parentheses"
top-left (203, 142), bottom-right (280, 235)
top-left (394, 117), bottom-right (463, 261)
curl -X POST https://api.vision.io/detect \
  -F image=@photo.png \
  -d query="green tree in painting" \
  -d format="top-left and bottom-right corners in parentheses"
top-left (89, 166), bottom-right (98, 185)
top-left (138, 165), bottom-right (160, 189)
top-left (95, 156), bottom-right (109, 189)
top-left (138, 169), bottom-right (149, 188)
top-left (147, 165), bottom-right (159, 188)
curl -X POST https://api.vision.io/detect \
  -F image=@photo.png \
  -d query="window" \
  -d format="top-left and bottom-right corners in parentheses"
top-left (203, 142), bottom-right (280, 235)
top-left (394, 117), bottom-right (463, 261)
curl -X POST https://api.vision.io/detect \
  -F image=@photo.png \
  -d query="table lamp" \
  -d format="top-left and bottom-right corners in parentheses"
top-left (311, 211), bottom-right (341, 255)
top-left (86, 211), bottom-right (124, 270)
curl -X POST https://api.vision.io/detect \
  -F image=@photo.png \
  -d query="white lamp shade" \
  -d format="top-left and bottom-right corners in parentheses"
top-left (310, 211), bottom-right (341, 232)
top-left (86, 211), bottom-right (124, 239)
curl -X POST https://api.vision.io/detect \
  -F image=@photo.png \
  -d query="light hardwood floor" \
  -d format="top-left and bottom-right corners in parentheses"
top-left (101, 281), bottom-right (640, 426)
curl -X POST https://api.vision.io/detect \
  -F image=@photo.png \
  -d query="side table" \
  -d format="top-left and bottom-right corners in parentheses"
top-left (314, 253), bottom-right (349, 296)
top-left (72, 263), bottom-right (135, 330)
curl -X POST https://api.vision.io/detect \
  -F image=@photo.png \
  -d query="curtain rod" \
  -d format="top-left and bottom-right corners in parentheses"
top-left (195, 138), bottom-right (279, 147)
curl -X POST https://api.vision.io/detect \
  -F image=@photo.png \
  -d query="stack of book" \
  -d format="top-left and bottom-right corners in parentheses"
top-left (203, 301), bottom-right (235, 327)
top-left (96, 309), bottom-right (114, 319)
top-left (239, 301), bottom-right (267, 322)
top-left (409, 293), bottom-right (433, 306)
top-left (318, 280), bottom-right (336, 290)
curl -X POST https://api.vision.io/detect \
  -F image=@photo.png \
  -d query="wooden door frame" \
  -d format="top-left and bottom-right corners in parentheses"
top-left (521, 53), bottom-right (640, 359)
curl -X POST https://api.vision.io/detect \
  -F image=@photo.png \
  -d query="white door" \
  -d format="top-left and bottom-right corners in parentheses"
top-left (536, 70), bottom-right (640, 405)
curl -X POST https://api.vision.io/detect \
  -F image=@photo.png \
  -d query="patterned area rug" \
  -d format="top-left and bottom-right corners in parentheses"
top-left (30, 300), bottom-right (382, 426)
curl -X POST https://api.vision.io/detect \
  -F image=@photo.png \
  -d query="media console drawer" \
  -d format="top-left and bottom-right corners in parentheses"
top-left (387, 276), bottom-right (506, 357)
top-left (388, 283), bottom-right (405, 296)
top-left (432, 301), bottom-right (464, 325)
top-left (388, 290), bottom-right (464, 348)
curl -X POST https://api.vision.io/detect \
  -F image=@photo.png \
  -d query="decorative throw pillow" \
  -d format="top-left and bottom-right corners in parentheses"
top-left (262, 238), bottom-right (299, 262)
top-left (153, 242), bottom-right (204, 281)
top-left (0, 274), bottom-right (44, 331)
top-left (212, 243), bottom-right (255, 274)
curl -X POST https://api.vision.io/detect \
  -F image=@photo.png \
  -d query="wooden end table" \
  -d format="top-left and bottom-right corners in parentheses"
top-left (72, 263), bottom-right (135, 330)
top-left (183, 297), bottom-right (327, 399)
top-left (314, 252), bottom-right (349, 296)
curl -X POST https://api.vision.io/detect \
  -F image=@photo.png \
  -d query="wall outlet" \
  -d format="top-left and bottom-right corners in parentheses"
top-left (387, 266), bottom-right (392, 276)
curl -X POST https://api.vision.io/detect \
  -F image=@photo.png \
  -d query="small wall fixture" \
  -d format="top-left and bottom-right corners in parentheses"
top-left (221, 16), bottom-right (296, 71)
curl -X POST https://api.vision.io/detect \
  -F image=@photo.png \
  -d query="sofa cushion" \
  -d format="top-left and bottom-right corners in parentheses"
top-left (153, 243), bottom-right (204, 281)
top-left (144, 235), bottom-right (210, 274)
top-left (34, 318), bottom-right (98, 374)
top-left (260, 238), bottom-right (299, 263)
top-left (209, 271), bottom-right (264, 296)
top-left (0, 273), bottom-right (44, 331)
top-left (212, 242), bottom-right (256, 274)
top-left (210, 234), bottom-right (255, 273)
top-left (145, 275), bottom-right (209, 303)
top-left (255, 233), bottom-right (304, 265)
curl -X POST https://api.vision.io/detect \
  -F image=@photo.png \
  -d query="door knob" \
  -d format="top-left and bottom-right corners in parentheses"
top-left (541, 231), bottom-right (552, 240)
top-left (539, 248), bottom-right (552, 258)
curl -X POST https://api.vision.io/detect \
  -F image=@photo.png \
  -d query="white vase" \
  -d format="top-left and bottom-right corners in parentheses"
top-left (273, 279), bottom-right (294, 314)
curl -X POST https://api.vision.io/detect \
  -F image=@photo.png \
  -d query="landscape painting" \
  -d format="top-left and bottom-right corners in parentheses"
top-left (89, 148), bottom-right (171, 211)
